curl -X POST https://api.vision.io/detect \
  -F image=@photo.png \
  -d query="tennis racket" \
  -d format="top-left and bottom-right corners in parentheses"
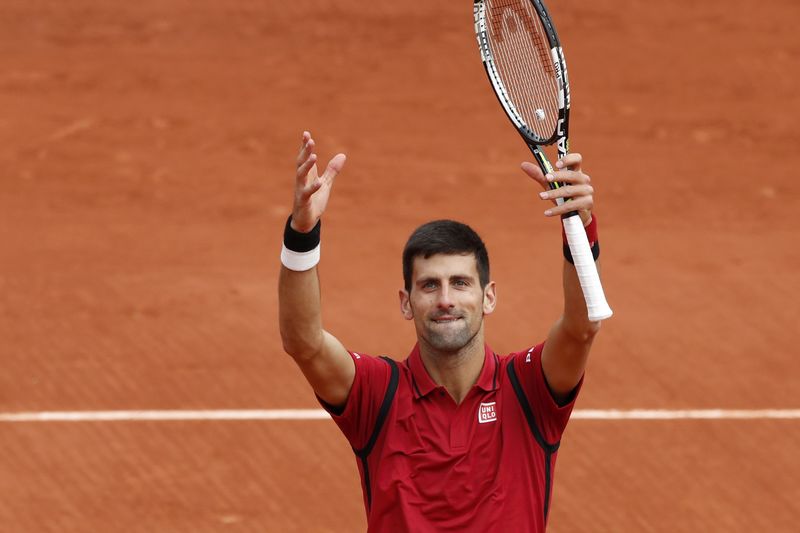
top-left (473, 0), bottom-right (612, 321)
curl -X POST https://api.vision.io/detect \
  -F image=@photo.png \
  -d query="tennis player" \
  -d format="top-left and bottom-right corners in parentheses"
top-left (278, 131), bottom-right (603, 532)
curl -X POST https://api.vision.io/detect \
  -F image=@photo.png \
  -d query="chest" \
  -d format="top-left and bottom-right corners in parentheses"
top-left (373, 384), bottom-right (545, 524)
top-left (414, 389), bottom-right (500, 450)
top-left (378, 384), bottom-right (534, 478)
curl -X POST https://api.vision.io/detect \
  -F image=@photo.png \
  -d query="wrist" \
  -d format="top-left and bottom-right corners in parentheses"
top-left (289, 213), bottom-right (316, 234)
top-left (562, 213), bottom-right (599, 264)
top-left (281, 215), bottom-right (321, 271)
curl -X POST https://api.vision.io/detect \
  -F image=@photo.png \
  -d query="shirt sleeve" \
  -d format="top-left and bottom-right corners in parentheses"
top-left (511, 343), bottom-right (583, 444)
top-left (316, 351), bottom-right (392, 451)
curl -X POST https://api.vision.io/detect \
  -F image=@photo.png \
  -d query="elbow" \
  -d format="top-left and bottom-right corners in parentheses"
top-left (281, 338), bottom-right (300, 359)
top-left (564, 317), bottom-right (601, 344)
top-left (280, 331), bottom-right (322, 363)
top-left (581, 320), bottom-right (602, 342)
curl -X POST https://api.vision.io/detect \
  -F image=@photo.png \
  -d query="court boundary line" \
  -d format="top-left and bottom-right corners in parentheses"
top-left (1, 409), bottom-right (799, 422)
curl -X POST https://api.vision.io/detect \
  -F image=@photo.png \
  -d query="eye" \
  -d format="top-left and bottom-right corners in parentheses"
top-left (453, 279), bottom-right (469, 288)
top-left (422, 280), bottom-right (438, 290)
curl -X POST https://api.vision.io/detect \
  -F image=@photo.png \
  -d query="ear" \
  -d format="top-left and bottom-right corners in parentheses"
top-left (399, 289), bottom-right (414, 320)
top-left (482, 281), bottom-right (497, 315)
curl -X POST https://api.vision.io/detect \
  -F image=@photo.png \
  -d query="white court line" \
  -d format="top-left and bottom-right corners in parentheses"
top-left (0, 409), bottom-right (799, 422)
top-left (571, 409), bottom-right (800, 420)
top-left (0, 410), bottom-right (330, 422)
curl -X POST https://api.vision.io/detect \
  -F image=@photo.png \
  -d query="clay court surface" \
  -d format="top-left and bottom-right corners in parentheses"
top-left (1, 0), bottom-right (799, 531)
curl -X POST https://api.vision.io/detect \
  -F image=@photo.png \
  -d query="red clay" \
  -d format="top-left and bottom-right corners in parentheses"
top-left (1, 0), bottom-right (798, 531)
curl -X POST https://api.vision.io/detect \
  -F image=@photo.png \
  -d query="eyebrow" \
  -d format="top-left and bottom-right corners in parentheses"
top-left (416, 274), bottom-right (476, 286)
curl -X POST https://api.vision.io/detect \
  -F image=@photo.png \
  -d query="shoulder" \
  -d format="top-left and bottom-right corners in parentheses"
top-left (497, 343), bottom-right (563, 404)
top-left (496, 344), bottom-right (545, 371)
top-left (348, 350), bottom-right (396, 376)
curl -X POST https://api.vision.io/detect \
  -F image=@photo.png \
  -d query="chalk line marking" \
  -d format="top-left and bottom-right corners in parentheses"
top-left (0, 409), bottom-right (799, 423)
top-left (571, 409), bottom-right (800, 420)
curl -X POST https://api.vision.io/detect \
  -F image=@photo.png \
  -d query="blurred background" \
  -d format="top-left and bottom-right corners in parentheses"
top-left (1, 0), bottom-right (798, 531)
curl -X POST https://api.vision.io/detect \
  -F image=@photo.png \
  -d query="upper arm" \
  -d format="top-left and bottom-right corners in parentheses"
top-left (541, 258), bottom-right (602, 402)
top-left (278, 265), bottom-right (355, 408)
top-left (292, 330), bottom-right (355, 408)
top-left (512, 347), bottom-right (581, 442)
top-left (540, 316), bottom-right (599, 403)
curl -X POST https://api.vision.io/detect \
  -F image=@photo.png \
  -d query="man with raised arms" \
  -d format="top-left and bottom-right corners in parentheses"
top-left (278, 130), bottom-right (603, 532)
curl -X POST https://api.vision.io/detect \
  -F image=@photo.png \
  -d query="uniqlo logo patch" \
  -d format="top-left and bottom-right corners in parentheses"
top-left (478, 402), bottom-right (497, 424)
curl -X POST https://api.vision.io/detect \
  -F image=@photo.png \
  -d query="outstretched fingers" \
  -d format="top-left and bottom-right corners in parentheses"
top-left (296, 151), bottom-right (317, 180)
top-left (298, 153), bottom-right (346, 202)
top-left (289, 130), bottom-right (349, 232)
top-left (299, 130), bottom-right (311, 147)
top-left (297, 131), bottom-right (314, 165)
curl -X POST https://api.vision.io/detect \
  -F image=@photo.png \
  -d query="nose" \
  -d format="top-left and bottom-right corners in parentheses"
top-left (436, 285), bottom-right (454, 309)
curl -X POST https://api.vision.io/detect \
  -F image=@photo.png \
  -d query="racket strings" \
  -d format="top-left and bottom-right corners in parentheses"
top-left (485, 0), bottom-right (560, 141)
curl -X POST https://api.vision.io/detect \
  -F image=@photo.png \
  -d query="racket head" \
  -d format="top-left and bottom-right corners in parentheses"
top-left (474, 0), bottom-right (570, 147)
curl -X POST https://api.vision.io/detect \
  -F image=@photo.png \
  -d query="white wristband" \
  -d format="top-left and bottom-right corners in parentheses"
top-left (281, 243), bottom-right (321, 271)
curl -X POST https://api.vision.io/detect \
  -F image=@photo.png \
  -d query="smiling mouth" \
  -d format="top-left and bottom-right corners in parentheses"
top-left (432, 316), bottom-right (461, 324)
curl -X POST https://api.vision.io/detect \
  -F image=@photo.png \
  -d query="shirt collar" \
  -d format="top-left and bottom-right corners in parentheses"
top-left (406, 343), bottom-right (499, 399)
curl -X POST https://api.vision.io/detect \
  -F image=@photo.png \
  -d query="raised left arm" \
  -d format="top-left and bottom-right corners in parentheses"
top-left (521, 153), bottom-right (602, 403)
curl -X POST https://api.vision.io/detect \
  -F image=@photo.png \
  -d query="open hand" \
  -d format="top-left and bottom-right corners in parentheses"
top-left (291, 131), bottom-right (346, 233)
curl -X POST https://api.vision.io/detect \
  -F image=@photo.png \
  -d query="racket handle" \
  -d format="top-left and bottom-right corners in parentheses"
top-left (561, 214), bottom-right (613, 321)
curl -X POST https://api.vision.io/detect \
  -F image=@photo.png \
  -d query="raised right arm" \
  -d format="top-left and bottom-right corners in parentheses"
top-left (278, 131), bottom-right (354, 408)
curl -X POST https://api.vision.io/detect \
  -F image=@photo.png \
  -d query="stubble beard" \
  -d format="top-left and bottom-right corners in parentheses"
top-left (423, 314), bottom-right (482, 355)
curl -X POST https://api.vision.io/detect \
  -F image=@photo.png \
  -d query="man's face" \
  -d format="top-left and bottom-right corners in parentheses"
top-left (399, 253), bottom-right (496, 353)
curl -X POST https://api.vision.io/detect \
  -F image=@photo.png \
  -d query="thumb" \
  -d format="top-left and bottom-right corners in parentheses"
top-left (322, 153), bottom-right (347, 181)
top-left (521, 161), bottom-right (547, 189)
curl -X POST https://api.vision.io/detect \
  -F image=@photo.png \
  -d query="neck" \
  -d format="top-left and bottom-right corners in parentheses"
top-left (418, 329), bottom-right (485, 404)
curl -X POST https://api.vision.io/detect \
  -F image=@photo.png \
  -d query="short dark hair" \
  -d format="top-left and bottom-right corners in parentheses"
top-left (402, 220), bottom-right (490, 292)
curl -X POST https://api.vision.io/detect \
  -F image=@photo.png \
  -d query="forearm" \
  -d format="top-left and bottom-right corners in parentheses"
top-left (278, 265), bottom-right (325, 360)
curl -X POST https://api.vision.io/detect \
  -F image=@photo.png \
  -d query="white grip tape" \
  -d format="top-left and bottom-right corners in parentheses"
top-left (281, 244), bottom-right (320, 272)
top-left (562, 215), bottom-right (613, 321)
